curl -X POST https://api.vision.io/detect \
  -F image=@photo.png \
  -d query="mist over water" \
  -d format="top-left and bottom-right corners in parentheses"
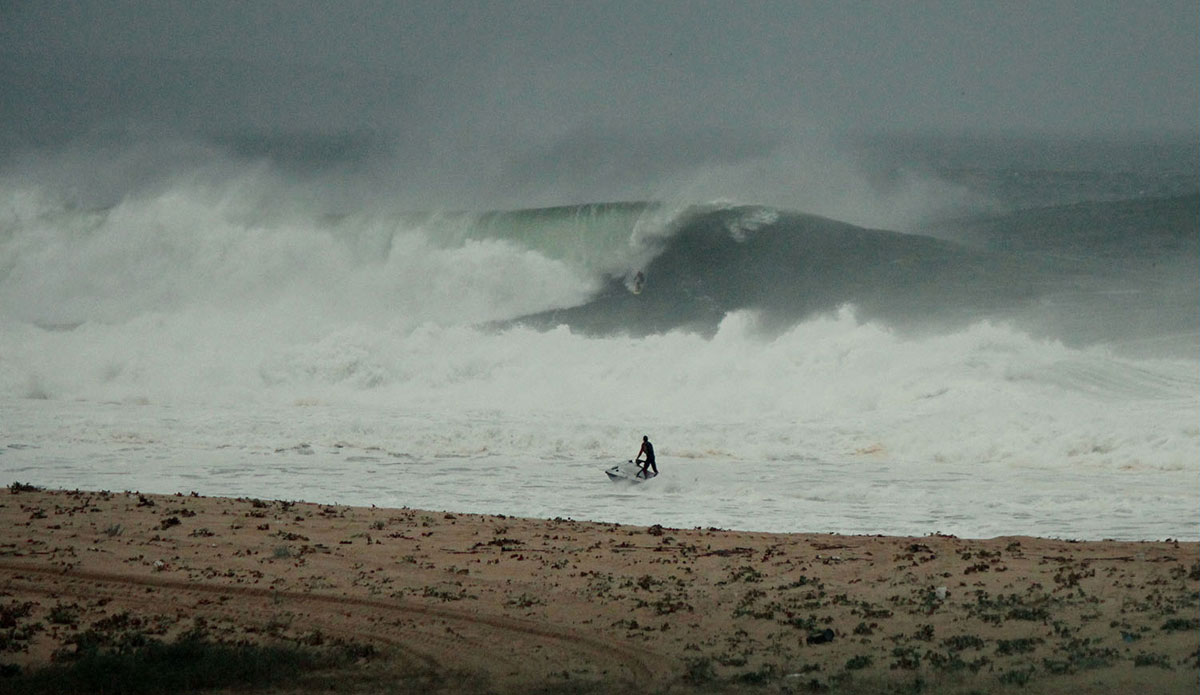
top-left (1, 133), bottom-right (1196, 540)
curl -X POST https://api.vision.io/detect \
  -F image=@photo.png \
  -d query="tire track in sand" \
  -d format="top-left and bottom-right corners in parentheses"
top-left (0, 560), bottom-right (667, 688)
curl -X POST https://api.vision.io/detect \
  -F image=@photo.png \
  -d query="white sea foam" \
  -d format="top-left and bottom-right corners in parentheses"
top-left (0, 182), bottom-right (1196, 539)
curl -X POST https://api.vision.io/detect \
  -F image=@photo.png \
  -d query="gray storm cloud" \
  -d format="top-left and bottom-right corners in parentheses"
top-left (1, 1), bottom-right (1195, 209)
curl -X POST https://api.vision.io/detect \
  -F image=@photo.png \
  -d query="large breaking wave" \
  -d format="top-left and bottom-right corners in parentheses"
top-left (0, 165), bottom-right (1196, 538)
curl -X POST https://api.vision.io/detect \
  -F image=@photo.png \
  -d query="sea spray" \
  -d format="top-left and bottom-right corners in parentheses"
top-left (1, 155), bottom-right (1195, 540)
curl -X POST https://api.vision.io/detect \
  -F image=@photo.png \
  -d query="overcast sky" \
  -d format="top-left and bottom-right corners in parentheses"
top-left (1, 1), bottom-right (1196, 207)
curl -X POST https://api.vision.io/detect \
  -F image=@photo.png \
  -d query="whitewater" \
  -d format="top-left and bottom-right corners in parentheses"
top-left (1, 145), bottom-right (1197, 541)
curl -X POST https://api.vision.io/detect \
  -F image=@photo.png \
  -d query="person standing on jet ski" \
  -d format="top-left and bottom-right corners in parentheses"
top-left (635, 435), bottom-right (657, 478)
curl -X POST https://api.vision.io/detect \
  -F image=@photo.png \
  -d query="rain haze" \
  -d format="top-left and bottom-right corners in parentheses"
top-left (0, 2), bottom-right (1197, 542)
top-left (1, 1), bottom-right (1196, 209)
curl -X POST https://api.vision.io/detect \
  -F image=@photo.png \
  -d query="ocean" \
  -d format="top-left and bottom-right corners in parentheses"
top-left (1, 134), bottom-right (1197, 540)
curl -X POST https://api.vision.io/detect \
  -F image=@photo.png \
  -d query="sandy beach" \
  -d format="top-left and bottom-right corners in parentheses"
top-left (1, 486), bottom-right (1196, 693)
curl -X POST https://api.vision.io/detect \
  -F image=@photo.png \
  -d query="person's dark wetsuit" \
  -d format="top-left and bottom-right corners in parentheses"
top-left (636, 436), bottom-right (657, 477)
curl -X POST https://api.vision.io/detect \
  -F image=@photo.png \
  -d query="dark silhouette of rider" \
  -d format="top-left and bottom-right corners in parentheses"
top-left (635, 435), bottom-right (657, 477)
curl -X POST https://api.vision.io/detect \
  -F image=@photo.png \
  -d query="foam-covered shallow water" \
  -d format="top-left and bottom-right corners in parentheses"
top-left (1, 310), bottom-right (1195, 540)
top-left (1, 395), bottom-right (1193, 540)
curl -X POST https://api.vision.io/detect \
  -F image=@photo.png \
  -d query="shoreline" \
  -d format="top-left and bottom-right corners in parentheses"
top-left (2, 486), bottom-right (1197, 693)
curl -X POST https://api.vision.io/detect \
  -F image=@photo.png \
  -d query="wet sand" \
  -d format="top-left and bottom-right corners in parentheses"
top-left (1, 487), bottom-right (1196, 693)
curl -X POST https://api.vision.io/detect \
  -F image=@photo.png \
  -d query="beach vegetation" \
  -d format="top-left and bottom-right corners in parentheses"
top-left (482, 537), bottom-right (523, 550)
top-left (997, 665), bottom-right (1035, 686)
top-left (797, 672), bottom-right (953, 695)
top-left (0, 600), bottom-right (43, 654)
top-left (1161, 617), bottom-right (1199, 631)
top-left (297, 629), bottom-right (324, 646)
top-left (940, 634), bottom-right (985, 652)
top-left (1132, 651), bottom-right (1173, 669)
top-left (1053, 637), bottom-right (1119, 671)
top-left (889, 646), bottom-right (921, 670)
top-left (995, 637), bottom-right (1043, 656)
top-left (780, 575), bottom-right (815, 589)
top-left (853, 601), bottom-right (894, 620)
top-left (781, 614), bottom-right (819, 631)
top-left (261, 614), bottom-right (293, 637)
top-left (634, 574), bottom-right (661, 591)
top-left (636, 591), bottom-right (693, 616)
top-left (924, 650), bottom-right (968, 672)
top-left (0, 602), bottom-right (35, 629)
top-left (506, 593), bottom-right (545, 608)
top-left (419, 583), bottom-right (475, 602)
top-left (732, 589), bottom-right (768, 618)
top-left (3, 634), bottom-right (362, 695)
top-left (682, 655), bottom-right (715, 684)
top-left (724, 565), bottom-right (764, 583)
top-left (585, 572), bottom-right (616, 600)
top-left (1053, 566), bottom-right (1094, 589)
top-left (967, 590), bottom-right (1052, 623)
top-left (46, 604), bottom-right (79, 626)
top-left (733, 663), bottom-right (779, 684)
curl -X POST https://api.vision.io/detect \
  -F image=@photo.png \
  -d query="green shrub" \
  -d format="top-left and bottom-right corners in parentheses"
top-left (1, 636), bottom-right (350, 695)
top-left (1161, 617), bottom-right (1200, 632)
